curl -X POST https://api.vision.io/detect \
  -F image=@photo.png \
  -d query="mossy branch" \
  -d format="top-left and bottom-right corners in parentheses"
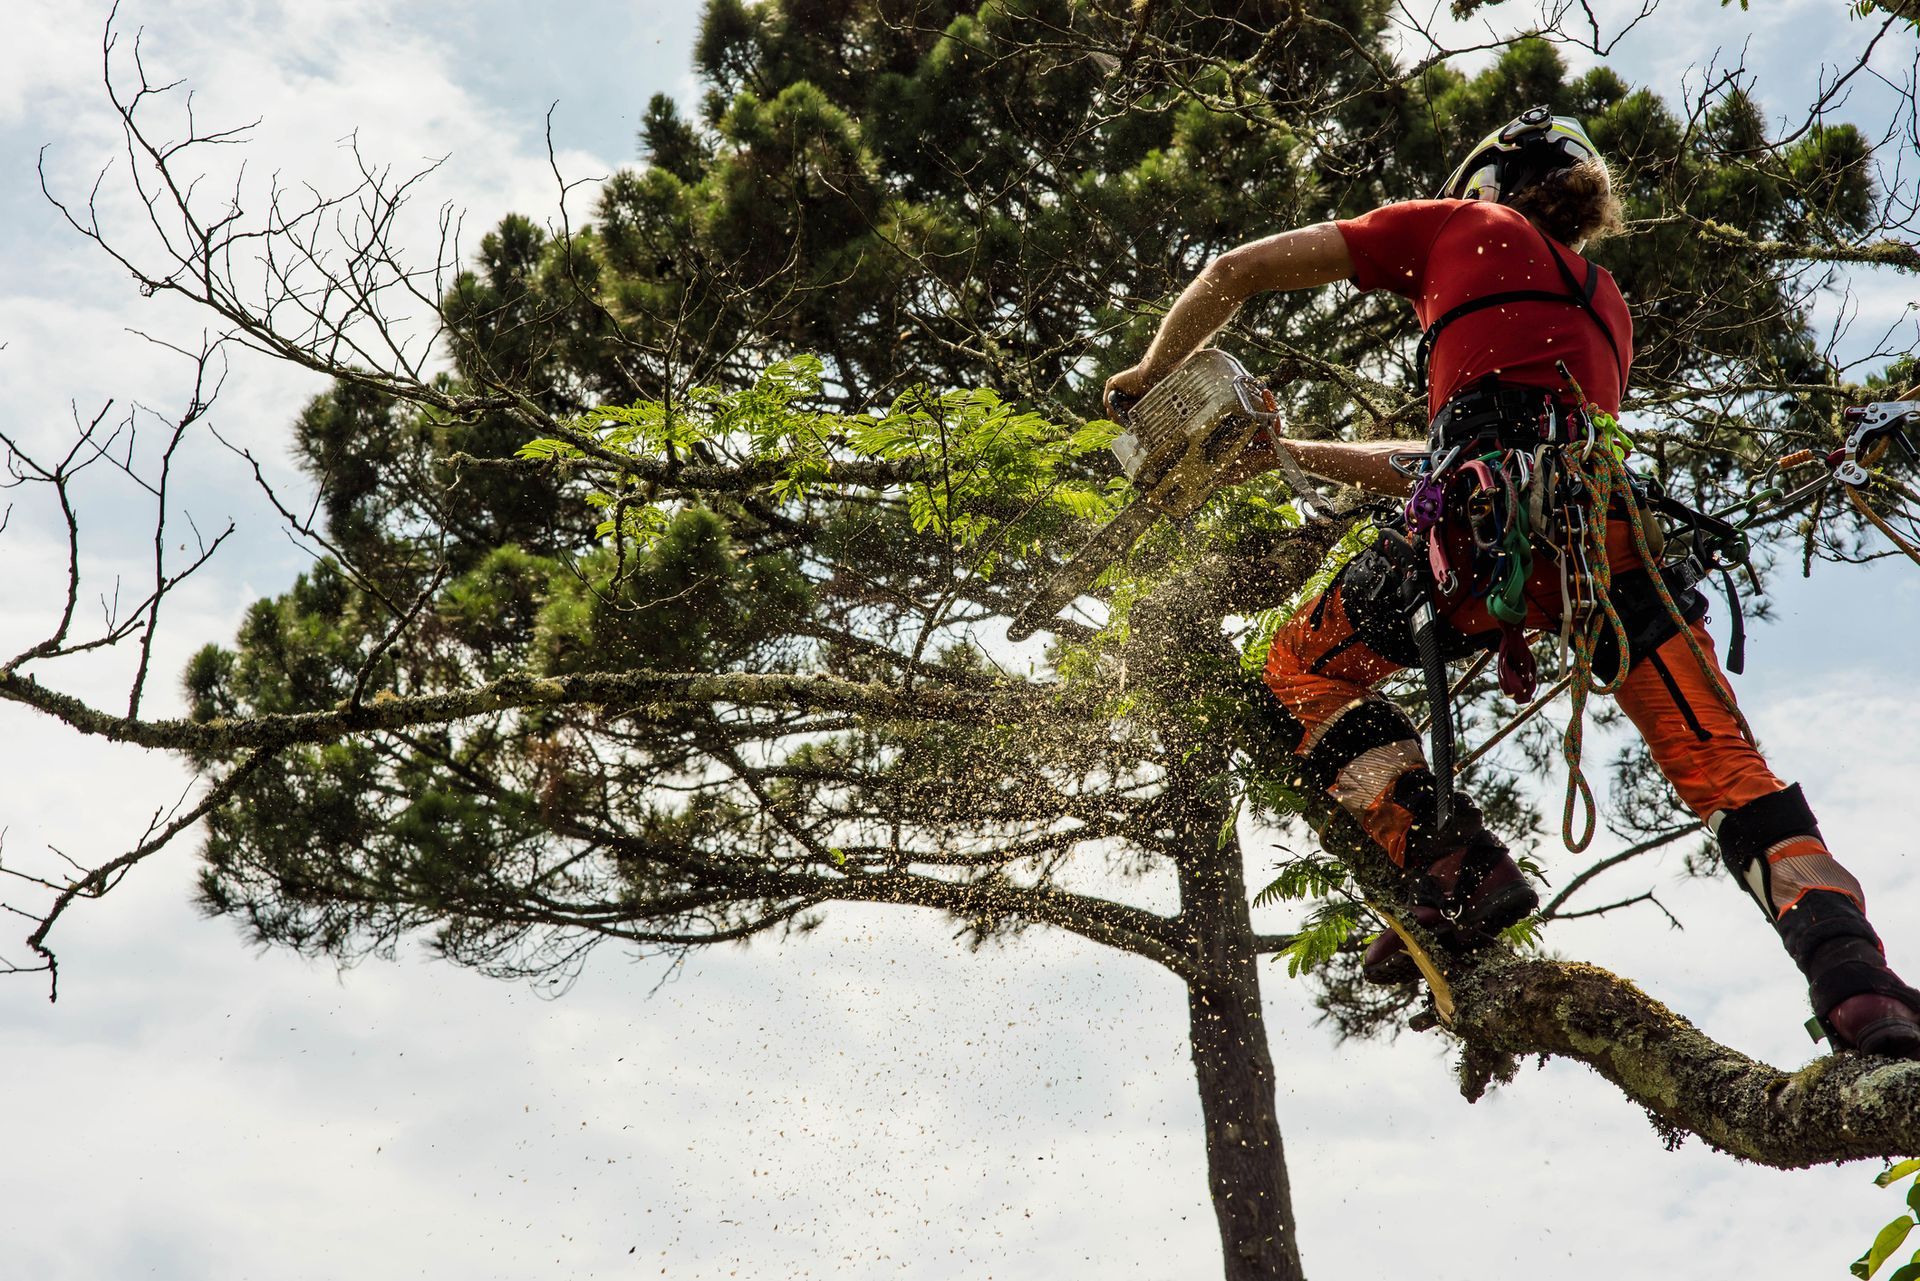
top-left (1692, 218), bottom-right (1920, 274)
top-left (0, 668), bottom-right (1030, 755)
top-left (1451, 952), bottom-right (1920, 1166)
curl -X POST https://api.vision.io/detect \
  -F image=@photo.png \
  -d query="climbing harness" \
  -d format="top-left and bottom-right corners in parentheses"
top-left (1402, 393), bottom-right (1920, 852)
top-left (1413, 220), bottom-right (1627, 401)
top-left (1397, 381), bottom-right (1581, 829)
top-left (1389, 184), bottom-right (1779, 851)
top-left (1393, 369), bottom-right (1762, 852)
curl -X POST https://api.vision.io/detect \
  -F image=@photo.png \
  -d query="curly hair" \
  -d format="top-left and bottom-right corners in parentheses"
top-left (1503, 157), bottom-right (1624, 248)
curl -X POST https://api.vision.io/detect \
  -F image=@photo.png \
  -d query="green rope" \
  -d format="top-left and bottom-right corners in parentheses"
top-left (1489, 516), bottom-right (1533, 624)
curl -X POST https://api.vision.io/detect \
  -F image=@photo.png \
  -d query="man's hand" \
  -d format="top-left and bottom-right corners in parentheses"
top-left (1103, 363), bottom-right (1159, 420)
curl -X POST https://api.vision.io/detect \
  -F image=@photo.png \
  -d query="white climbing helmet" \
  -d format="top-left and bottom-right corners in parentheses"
top-left (1438, 105), bottom-right (1603, 204)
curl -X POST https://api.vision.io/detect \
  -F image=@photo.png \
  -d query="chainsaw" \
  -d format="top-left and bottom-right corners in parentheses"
top-left (1007, 349), bottom-right (1333, 641)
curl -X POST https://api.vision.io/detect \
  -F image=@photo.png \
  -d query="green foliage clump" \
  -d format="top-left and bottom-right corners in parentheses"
top-left (1854, 1160), bottom-right (1920, 1281)
top-left (186, 351), bottom-right (1173, 967)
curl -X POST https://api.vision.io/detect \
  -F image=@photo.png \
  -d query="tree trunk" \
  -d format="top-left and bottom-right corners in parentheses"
top-left (1178, 833), bottom-right (1305, 1280)
top-left (1132, 591), bottom-right (1307, 1278)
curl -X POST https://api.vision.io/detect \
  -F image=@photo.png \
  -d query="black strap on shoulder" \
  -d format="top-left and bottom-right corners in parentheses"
top-left (1536, 231), bottom-right (1626, 388)
top-left (1414, 290), bottom-right (1580, 394)
top-left (1413, 222), bottom-right (1626, 398)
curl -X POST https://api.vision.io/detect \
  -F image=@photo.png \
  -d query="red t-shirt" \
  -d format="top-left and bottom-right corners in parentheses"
top-left (1335, 199), bottom-right (1633, 419)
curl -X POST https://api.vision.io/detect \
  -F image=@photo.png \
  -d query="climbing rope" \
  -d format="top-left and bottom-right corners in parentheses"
top-left (1844, 482), bottom-right (1920, 570)
top-left (1442, 399), bottom-right (1916, 855)
top-left (1553, 415), bottom-right (1753, 853)
top-left (1410, 392), bottom-right (1916, 855)
top-left (1839, 430), bottom-right (1920, 570)
top-left (1555, 437), bottom-right (1633, 853)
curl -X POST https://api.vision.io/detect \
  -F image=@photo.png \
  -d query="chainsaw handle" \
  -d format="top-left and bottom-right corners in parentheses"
top-left (1104, 389), bottom-right (1141, 426)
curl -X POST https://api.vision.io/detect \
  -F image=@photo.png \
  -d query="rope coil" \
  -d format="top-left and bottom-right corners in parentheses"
top-left (1554, 423), bottom-right (1752, 852)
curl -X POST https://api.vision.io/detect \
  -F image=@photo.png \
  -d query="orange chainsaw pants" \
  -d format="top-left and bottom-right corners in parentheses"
top-left (1261, 515), bottom-right (1866, 929)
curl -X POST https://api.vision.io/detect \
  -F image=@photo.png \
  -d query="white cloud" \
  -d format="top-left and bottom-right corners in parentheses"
top-left (0, 3), bottom-right (109, 131)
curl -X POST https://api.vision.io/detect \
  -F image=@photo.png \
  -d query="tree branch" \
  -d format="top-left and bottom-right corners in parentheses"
top-left (1687, 218), bottom-right (1920, 274)
top-left (1451, 951), bottom-right (1920, 1167)
top-left (832, 869), bottom-right (1203, 983)
top-left (0, 667), bottom-right (1033, 754)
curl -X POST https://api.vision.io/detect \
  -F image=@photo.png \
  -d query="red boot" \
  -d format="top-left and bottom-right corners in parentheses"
top-left (1361, 833), bottom-right (1538, 984)
top-left (1807, 936), bottom-right (1920, 1059)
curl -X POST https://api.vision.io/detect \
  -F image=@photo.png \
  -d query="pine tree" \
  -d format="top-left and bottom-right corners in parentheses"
top-left (28, 4), bottom-right (1900, 1277)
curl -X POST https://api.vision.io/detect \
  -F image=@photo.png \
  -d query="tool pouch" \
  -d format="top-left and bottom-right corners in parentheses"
top-left (1586, 562), bottom-right (1711, 686)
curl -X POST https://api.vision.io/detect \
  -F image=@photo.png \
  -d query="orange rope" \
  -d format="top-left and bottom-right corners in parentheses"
top-left (1844, 483), bottom-right (1920, 570)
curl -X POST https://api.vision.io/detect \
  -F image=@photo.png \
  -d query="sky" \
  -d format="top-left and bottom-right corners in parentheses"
top-left (1, 1), bottom-right (1918, 1278)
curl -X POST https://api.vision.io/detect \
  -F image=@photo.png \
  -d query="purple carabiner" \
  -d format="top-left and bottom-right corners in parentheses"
top-left (1406, 474), bottom-right (1447, 533)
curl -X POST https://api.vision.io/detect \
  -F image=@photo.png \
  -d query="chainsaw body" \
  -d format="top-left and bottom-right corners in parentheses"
top-left (1007, 349), bottom-right (1319, 640)
top-left (1111, 348), bottom-right (1279, 485)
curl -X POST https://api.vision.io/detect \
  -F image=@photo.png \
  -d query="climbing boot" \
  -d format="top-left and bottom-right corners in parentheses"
top-left (1806, 936), bottom-right (1920, 1060)
top-left (1361, 832), bottom-right (1538, 985)
top-left (1712, 788), bottom-right (1920, 1055)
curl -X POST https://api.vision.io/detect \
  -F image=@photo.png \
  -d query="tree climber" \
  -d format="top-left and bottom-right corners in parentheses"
top-left (1104, 108), bottom-right (1920, 1058)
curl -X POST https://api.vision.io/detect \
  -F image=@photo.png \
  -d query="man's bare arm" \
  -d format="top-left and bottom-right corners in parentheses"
top-left (1219, 437), bottom-right (1413, 497)
top-left (1108, 223), bottom-right (1353, 399)
top-left (1104, 223), bottom-right (1408, 497)
top-left (1281, 439), bottom-right (1413, 497)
